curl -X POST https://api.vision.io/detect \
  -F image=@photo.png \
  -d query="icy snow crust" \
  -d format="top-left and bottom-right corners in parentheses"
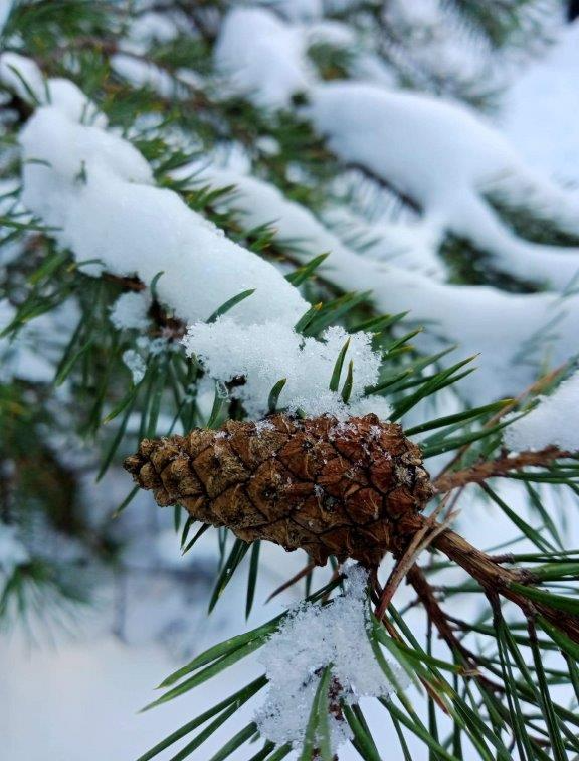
top-left (505, 371), bottom-right (579, 453)
top-left (17, 77), bottom-right (384, 419)
top-left (256, 566), bottom-right (403, 752)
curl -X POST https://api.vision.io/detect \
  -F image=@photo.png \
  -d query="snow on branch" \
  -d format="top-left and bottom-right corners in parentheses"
top-left (17, 76), bottom-right (385, 419)
top-left (256, 565), bottom-right (404, 754)
top-left (504, 371), bottom-right (579, 452)
top-left (307, 81), bottom-right (579, 291)
top-left (214, 8), bottom-right (579, 291)
top-left (174, 163), bottom-right (579, 404)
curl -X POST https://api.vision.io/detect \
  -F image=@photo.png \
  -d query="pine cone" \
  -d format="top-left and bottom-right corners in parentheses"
top-left (124, 414), bottom-right (433, 566)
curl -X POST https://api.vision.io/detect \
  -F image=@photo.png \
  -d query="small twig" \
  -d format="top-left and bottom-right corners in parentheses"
top-left (433, 363), bottom-right (569, 485)
top-left (375, 495), bottom-right (456, 619)
top-left (265, 559), bottom-right (316, 603)
top-left (432, 447), bottom-right (573, 494)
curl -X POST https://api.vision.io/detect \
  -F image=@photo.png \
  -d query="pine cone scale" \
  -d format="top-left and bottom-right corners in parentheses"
top-left (124, 413), bottom-right (434, 566)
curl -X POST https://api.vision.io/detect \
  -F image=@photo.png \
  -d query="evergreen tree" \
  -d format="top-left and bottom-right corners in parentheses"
top-left (1, 1), bottom-right (579, 759)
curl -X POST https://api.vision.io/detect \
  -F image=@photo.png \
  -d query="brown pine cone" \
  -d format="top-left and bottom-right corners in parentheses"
top-left (124, 414), bottom-right (433, 566)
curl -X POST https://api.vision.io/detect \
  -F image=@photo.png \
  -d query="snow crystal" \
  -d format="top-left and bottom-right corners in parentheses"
top-left (504, 371), bottom-right (579, 453)
top-left (214, 7), bottom-right (314, 108)
top-left (109, 291), bottom-right (151, 331)
top-left (184, 321), bottom-right (381, 419)
top-left (122, 349), bottom-right (146, 384)
top-left (0, 522), bottom-right (29, 578)
top-left (255, 565), bottom-right (403, 752)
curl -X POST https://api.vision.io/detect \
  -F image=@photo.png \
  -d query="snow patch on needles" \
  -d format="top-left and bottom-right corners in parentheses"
top-left (212, 9), bottom-right (579, 289)
top-left (504, 372), bottom-right (579, 453)
top-left (307, 81), bottom-right (579, 291)
top-left (0, 54), bottom-right (105, 125)
top-left (214, 7), bottom-right (314, 108)
top-left (111, 54), bottom-right (182, 99)
top-left (109, 291), bottom-right (151, 331)
top-left (174, 162), bottom-right (579, 404)
top-left (185, 321), bottom-right (385, 419)
top-left (19, 106), bottom-right (306, 327)
top-left (255, 565), bottom-right (402, 752)
top-left (18, 81), bottom-right (386, 417)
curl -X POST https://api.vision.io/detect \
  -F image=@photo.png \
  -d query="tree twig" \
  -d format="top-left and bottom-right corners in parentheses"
top-left (432, 447), bottom-right (573, 493)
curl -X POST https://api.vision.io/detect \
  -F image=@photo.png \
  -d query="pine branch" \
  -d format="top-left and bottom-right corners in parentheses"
top-left (432, 447), bottom-right (575, 493)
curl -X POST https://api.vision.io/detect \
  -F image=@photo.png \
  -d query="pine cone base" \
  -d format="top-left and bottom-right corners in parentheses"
top-left (124, 414), bottom-right (433, 566)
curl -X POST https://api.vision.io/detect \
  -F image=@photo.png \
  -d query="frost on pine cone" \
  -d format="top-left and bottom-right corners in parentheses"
top-left (124, 414), bottom-right (433, 566)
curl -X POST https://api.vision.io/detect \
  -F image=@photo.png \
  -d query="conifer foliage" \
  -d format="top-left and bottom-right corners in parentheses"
top-left (2, 0), bottom-right (579, 759)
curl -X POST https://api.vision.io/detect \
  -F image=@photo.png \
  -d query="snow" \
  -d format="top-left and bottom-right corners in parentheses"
top-left (0, 298), bottom-right (78, 385)
top-left (174, 162), bottom-right (579, 404)
top-left (19, 105), bottom-right (306, 327)
top-left (501, 21), bottom-right (579, 184)
top-left (305, 19), bottom-right (356, 48)
top-left (111, 54), bottom-right (180, 99)
top-left (110, 290), bottom-right (151, 331)
top-left (214, 7), bottom-right (314, 108)
top-left (185, 321), bottom-right (389, 419)
top-left (0, 52), bottom-right (45, 102)
top-left (18, 83), bottom-right (389, 418)
top-left (175, 162), bottom-right (445, 280)
top-left (268, 0), bottom-right (323, 22)
top-left (122, 348), bottom-right (147, 384)
top-left (0, 54), bottom-right (105, 125)
top-left (504, 371), bottom-right (579, 452)
top-left (0, 521), bottom-right (29, 578)
top-left (323, 206), bottom-right (446, 280)
top-left (0, 0), bottom-right (12, 34)
top-left (126, 11), bottom-right (181, 46)
top-left (381, 0), bottom-right (496, 91)
top-left (308, 81), bottom-right (579, 291)
top-left (209, 7), bottom-right (579, 289)
top-left (256, 565), bottom-right (402, 753)
top-left (210, 11), bottom-right (579, 289)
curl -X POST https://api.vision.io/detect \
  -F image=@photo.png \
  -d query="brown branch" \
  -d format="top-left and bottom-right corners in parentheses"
top-left (431, 526), bottom-right (579, 644)
top-left (432, 447), bottom-right (573, 494)
top-left (406, 564), bottom-right (497, 686)
top-left (433, 363), bottom-right (570, 485)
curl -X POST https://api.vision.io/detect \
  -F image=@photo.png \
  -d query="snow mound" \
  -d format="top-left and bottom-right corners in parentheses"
top-left (504, 371), bottom-right (579, 452)
top-left (214, 7), bottom-right (314, 108)
top-left (256, 565), bottom-right (403, 752)
top-left (18, 80), bottom-right (385, 418)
